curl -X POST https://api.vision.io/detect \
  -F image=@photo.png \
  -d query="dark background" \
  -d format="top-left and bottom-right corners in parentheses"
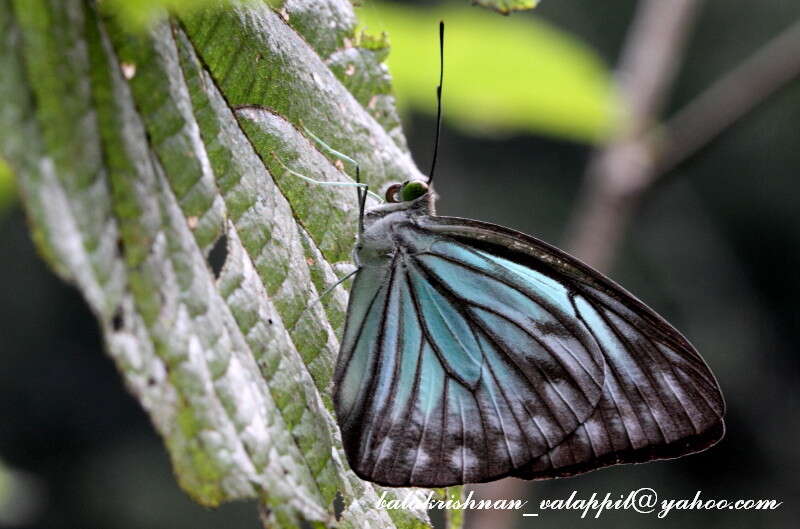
top-left (1, 0), bottom-right (798, 528)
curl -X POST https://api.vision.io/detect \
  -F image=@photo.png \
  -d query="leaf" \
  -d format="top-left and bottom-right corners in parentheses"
top-left (0, 0), bottom-right (447, 527)
top-left (99, 0), bottom-right (258, 28)
top-left (0, 158), bottom-right (13, 214)
top-left (358, 2), bottom-right (618, 143)
top-left (472, 0), bottom-right (540, 15)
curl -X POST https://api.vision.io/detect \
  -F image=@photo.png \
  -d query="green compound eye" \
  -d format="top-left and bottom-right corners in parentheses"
top-left (400, 180), bottom-right (429, 201)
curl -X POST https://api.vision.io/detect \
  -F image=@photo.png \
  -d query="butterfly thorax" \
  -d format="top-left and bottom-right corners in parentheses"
top-left (356, 192), bottom-right (438, 267)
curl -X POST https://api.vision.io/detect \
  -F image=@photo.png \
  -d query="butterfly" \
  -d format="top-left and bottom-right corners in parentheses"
top-left (332, 179), bottom-right (725, 488)
top-left (330, 23), bottom-right (724, 488)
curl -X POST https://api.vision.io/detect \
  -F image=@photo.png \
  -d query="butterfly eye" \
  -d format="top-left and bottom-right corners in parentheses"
top-left (385, 183), bottom-right (402, 203)
top-left (400, 180), bottom-right (429, 201)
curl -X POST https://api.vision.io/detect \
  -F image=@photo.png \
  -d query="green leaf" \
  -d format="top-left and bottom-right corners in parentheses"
top-left (473, 0), bottom-right (540, 15)
top-left (443, 487), bottom-right (466, 529)
top-left (0, 0), bottom-right (439, 527)
top-left (0, 158), bottom-right (14, 214)
top-left (100, 0), bottom-right (257, 29)
top-left (358, 2), bottom-right (619, 143)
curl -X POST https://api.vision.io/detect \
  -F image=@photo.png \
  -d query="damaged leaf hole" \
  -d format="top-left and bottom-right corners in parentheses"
top-left (333, 491), bottom-right (345, 521)
top-left (207, 233), bottom-right (229, 279)
top-left (111, 306), bottom-right (124, 331)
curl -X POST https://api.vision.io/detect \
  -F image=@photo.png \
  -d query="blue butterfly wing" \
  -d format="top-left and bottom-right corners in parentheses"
top-left (420, 216), bottom-right (725, 482)
top-left (335, 225), bottom-right (607, 486)
top-left (334, 215), bottom-right (724, 487)
top-left (515, 285), bottom-right (726, 479)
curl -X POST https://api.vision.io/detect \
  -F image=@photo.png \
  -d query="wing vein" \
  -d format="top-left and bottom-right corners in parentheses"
top-left (370, 268), bottom-right (408, 476)
top-left (359, 260), bottom-right (401, 464)
top-left (589, 306), bottom-right (671, 444)
top-left (458, 396), bottom-right (466, 483)
top-left (418, 250), bottom-right (603, 388)
top-left (412, 256), bottom-right (588, 423)
top-left (417, 237), bottom-right (604, 360)
top-left (387, 296), bottom-right (427, 483)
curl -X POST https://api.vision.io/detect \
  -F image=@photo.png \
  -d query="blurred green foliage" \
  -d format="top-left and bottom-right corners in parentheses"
top-left (473, 0), bottom-right (539, 15)
top-left (0, 458), bottom-right (40, 526)
top-left (0, 158), bottom-right (15, 214)
top-left (63, 0), bottom-right (617, 142)
top-left (357, 1), bottom-right (619, 143)
top-left (102, 0), bottom-right (541, 29)
top-left (100, 0), bottom-right (252, 28)
top-left (0, 460), bottom-right (8, 512)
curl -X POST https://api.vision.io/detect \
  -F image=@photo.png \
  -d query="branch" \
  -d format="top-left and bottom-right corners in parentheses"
top-left (565, 0), bottom-right (702, 271)
top-left (566, 8), bottom-right (800, 273)
top-left (657, 18), bottom-right (800, 175)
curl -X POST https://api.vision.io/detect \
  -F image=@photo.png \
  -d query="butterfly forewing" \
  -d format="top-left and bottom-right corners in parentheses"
top-left (339, 217), bottom-right (663, 486)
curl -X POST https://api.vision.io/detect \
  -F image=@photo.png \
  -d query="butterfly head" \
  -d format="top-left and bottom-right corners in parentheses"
top-left (359, 179), bottom-right (436, 248)
top-left (384, 180), bottom-right (430, 203)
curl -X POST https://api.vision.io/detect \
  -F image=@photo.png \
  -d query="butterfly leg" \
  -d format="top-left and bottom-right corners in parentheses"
top-left (292, 266), bottom-right (360, 330)
top-left (319, 267), bottom-right (359, 300)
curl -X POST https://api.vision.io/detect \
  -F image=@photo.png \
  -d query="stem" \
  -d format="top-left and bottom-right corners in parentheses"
top-left (657, 19), bottom-right (800, 175)
top-left (566, 0), bottom-right (702, 271)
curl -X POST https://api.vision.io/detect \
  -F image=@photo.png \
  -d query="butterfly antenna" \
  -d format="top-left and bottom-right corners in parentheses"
top-left (427, 21), bottom-right (444, 185)
top-left (355, 164), bottom-right (367, 237)
top-left (300, 125), bottom-right (371, 236)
